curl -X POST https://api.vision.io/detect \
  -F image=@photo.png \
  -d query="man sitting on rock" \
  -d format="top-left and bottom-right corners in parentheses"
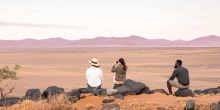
top-left (167, 60), bottom-right (190, 95)
top-left (85, 58), bottom-right (104, 92)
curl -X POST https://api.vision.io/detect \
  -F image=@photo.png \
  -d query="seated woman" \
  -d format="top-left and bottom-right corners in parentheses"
top-left (111, 58), bottom-right (127, 89)
top-left (86, 58), bottom-right (103, 92)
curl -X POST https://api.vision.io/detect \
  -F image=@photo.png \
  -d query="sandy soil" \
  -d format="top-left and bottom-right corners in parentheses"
top-left (74, 93), bottom-right (220, 110)
top-left (0, 47), bottom-right (219, 96)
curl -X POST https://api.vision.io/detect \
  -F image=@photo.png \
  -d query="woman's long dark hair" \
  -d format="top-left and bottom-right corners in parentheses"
top-left (119, 58), bottom-right (127, 71)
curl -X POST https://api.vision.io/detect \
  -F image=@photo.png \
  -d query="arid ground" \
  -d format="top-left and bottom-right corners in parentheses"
top-left (0, 47), bottom-right (219, 96)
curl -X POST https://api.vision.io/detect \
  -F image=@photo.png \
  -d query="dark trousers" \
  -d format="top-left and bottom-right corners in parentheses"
top-left (86, 84), bottom-right (102, 93)
top-left (113, 84), bottom-right (123, 89)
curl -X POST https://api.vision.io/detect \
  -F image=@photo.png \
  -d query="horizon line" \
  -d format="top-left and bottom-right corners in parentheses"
top-left (0, 35), bottom-right (219, 41)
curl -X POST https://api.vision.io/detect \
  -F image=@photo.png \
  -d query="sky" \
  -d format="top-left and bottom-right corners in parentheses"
top-left (0, 0), bottom-right (220, 40)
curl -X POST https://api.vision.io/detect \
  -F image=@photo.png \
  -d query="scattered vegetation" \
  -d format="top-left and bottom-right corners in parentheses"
top-left (1, 94), bottom-right (76, 110)
top-left (0, 65), bottom-right (21, 99)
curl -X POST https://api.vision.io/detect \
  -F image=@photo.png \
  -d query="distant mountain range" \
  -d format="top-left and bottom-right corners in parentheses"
top-left (0, 35), bottom-right (220, 48)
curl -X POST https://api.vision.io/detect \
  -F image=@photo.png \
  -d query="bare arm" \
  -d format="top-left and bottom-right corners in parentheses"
top-left (111, 64), bottom-right (116, 72)
top-left (169, 69), bottom-right (177, 80)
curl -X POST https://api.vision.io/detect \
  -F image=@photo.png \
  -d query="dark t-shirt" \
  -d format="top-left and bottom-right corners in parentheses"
top-left (169, 67), bottom-right (190, 86)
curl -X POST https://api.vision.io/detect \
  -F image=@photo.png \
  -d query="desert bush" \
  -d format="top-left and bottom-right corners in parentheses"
top-left (0, 65), bottom-right (21, 99)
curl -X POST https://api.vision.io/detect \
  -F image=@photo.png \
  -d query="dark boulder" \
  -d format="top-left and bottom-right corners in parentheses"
top-left (93, 88), bottom-right (107, 96)
top-left (150, 89), bottom-right (169, 95)
top-left (22, 89), bottom-right (41, 101)
top-left (115, 85), bottom-right (135, 96)
top-left (0, 97), bottom-right (21, 107)
top-left (42, 86), bottom-right (64, 99)
top-left (78, 88), bottom-right (88, 93)
top-left (174, 88), bottom-right (194, 97)
top-left (67, 89), bottom-right (80, 100)
top-left (139, 86), bottom-right (151, 94)
top-left (184, 99), bottom-right (195, 110)
top-left (101, 103), bottom-right (120, 110)
top-left (124, 79), bottom-right (147, 94)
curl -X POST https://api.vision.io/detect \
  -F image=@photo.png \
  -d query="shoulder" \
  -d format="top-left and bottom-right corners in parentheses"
top-left (97, 68), bottom-right (103, 72)
top-left (182, 67), bottom-right (189, 71)
top-left (86, 67), bottom-right (92, 72)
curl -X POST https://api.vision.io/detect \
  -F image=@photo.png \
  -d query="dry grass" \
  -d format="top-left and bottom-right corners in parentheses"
top-left (0, 95), bottom-right (76, 110)
top-left (0, 94), bottom-right (218, 110)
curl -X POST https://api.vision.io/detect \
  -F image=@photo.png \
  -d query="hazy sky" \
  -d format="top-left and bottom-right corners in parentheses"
top-left (0, 0), bottom-right (220, 40)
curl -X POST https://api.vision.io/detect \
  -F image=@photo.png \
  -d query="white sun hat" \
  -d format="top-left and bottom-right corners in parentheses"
top-left (89, 58), bottom-right (100, 67)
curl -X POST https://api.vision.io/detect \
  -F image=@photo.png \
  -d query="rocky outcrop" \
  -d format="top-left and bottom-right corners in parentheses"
top-left (175, 88), bottom-right (194, 97)
top-left (65, 89), bottom-right (81, 103)
top-left (115, 85), bottom-right (136, 96)
top-left (124, 79), bottom-right (150, 94)
top-left (194, 86), bottom-right (220, 95)
top-left (93, 88), bottom-right (107, 96)
top-left (0, 97), bottom-right (21, 106)
top-left (42, 86), bottom-right (64, 99)
top-left (22, 89), bottom-right (41, 101)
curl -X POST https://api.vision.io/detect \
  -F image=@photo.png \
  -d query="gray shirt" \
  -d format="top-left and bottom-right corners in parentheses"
top-left (169, 67), bottom-right (190, 86)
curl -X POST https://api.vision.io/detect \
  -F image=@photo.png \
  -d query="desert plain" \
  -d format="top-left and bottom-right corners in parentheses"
top-left (0, 47), bottom-right (219, 96)
top-left (0, 47), bottom-right (220, 110)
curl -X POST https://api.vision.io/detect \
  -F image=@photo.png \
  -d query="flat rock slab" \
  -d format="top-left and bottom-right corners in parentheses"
top-left (150, 89), bottom-right (169, 95)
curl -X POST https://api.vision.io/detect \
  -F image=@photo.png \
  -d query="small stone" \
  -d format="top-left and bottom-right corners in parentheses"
top-left (184, 99), bottom-right (195, 110)
top-left (210, 103), bottom-right (217, 110)
top-left (86, 104), bottom-right (95, 109)
top-left (101, 103), bottom-right (120, 110)
top-left (103, 96), bottom-right (115, 103)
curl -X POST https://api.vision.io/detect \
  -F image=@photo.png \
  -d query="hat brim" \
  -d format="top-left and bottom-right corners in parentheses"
top-left (89, 61), bottom-right (100, 67)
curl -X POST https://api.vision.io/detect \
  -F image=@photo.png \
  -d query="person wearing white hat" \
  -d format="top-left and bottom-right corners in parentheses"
top-left (86, 58), bottom-right (103, 91)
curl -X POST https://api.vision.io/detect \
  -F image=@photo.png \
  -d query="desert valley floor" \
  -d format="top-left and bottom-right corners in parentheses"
top-left (0, 47), bottom-right (219, 96)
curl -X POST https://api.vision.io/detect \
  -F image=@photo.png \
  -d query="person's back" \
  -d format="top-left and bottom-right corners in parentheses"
top-left (86, 58), bottom-right (103, 88)
top-left (111, 58), bottom-right (127, 89)
top-left (86, 66), bottom-right (103, 87)
top-left (171, 67), bottom-right (189, 86)
top-left (111, 63), bottom-right (127, 81)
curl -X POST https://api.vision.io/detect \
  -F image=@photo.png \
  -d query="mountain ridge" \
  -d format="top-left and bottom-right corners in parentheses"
top-left (0, 35), bottom-right (220, 48)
